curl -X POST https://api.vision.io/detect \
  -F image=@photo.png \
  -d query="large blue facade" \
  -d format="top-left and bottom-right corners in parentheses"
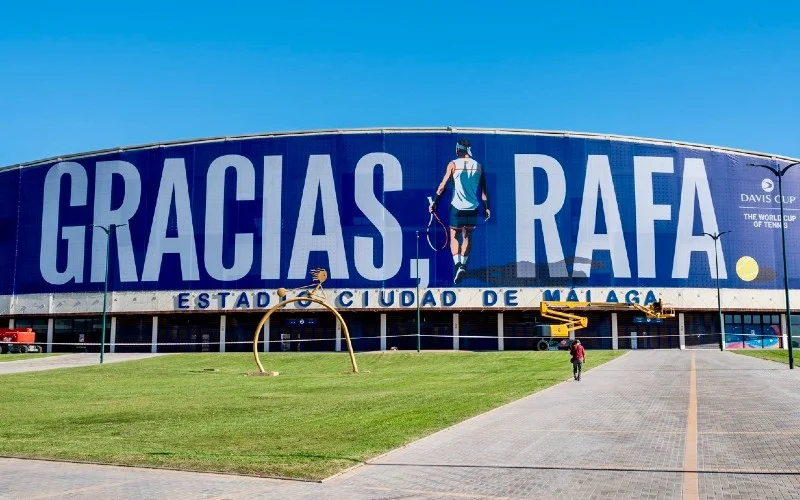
top-left (1, 129), bottom-right (798, 298)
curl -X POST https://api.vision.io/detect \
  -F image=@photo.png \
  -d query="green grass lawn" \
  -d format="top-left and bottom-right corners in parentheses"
top-left (732, 349), bottom-right (791, 364)
top-left (0, 353), bottom-right (63, 362)
top-left (0, 350), bottom-right (623, 479)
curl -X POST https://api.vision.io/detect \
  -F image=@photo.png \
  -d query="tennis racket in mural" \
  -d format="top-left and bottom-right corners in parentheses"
top-left (426, 196), bottom-right (449, 251)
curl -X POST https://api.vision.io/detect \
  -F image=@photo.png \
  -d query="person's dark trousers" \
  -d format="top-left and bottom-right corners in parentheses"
top-left (572, 360), bottom-right (584, 381)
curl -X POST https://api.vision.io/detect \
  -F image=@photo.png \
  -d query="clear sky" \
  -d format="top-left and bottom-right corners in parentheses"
top-left (1, 0), bottom-right (798, 166)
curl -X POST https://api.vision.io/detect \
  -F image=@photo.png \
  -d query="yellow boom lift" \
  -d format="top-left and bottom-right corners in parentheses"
top-left (531, 299), bottom-right (676, 351)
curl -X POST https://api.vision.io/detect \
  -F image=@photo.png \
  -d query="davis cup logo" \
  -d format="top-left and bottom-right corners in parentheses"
top-left (740, 178), bottom-right (797, 205)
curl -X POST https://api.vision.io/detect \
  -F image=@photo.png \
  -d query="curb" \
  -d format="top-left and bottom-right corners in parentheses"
top-left (0, 456), bottom-right (321, 483)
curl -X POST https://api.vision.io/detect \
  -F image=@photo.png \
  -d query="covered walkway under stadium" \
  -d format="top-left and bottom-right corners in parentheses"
top-left (6, 309), bottom-right (793, 353)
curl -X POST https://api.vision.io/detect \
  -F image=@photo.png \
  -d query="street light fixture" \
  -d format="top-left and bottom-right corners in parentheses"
top-left (747, 161), bottom-right (800, 369)
top-left (415, 231), bottom-right (421, 353)
top-left (92, 223), bottom-right (127, 364)
top-left (703, 230), bottom-right (731, 351)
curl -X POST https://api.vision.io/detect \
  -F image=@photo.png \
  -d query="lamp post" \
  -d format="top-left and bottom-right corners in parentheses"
top-left (747, 161), bottom-right (800, 369)
top-left (703, 231), bottom-right (731, 351)
top-left (92, 223), bottom-right (126, 364)
top-left (415, 231), bottom-right (421, 352)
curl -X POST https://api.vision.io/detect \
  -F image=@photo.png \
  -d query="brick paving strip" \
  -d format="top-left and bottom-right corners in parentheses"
top-left (1, 350), bottom-right (800, 499)
top-left (0, 352), bottom-right (168, 375)
top-left (683, 353), bottom-right (699, 500)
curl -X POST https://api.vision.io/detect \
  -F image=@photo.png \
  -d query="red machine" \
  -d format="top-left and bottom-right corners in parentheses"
top-left (0, 328), bottom-right (42, 354)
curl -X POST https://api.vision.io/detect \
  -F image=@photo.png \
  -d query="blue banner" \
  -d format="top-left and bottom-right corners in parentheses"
top-left (1, 130), bottom-right (798, 296)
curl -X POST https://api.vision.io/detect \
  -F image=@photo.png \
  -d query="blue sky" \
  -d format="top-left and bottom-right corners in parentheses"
top-left (1, 0), bottom-right (798, 166)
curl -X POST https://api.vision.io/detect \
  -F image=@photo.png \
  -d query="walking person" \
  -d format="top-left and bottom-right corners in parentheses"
top-left (569, 339), bottom-right (585, 381)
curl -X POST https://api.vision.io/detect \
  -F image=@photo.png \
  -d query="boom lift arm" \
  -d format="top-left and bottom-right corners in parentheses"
top-left (539, 302), bottom-right (590, 334)
top-left (631, 299), bottom-right (675, 319)
top-left (539, 299), bottom-right (676, 335)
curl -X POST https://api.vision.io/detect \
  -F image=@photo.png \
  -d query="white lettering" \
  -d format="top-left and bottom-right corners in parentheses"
top-left (354, 152), bottom-right (403, 280)
top-left (514, 154), bottom-right (567, 277)
top-left (205, 155), bottom-right (255, 281)
top-left (91, 161), bottom-right (141, 282)
top-left (574, 155), bottom-right (631, 278)
top-left (40, 162), bottom-right (87, 285)
top-left (672, 158), bottom-right (725, 279)
top-left (142, 158), bottom-right (200, 281)
top-left (634, 157), bottom-right (673, 278)
top-left (261, 156), bottom-right (282, 279)
top-left (288, 155), bottom-right (349, 279)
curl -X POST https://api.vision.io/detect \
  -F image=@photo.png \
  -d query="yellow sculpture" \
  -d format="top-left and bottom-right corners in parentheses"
top-left (252, 269), bottom-right (358, 375)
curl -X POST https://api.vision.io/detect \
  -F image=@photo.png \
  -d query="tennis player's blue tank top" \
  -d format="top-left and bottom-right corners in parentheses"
top-left (451, 158), bottom-right (482, 211)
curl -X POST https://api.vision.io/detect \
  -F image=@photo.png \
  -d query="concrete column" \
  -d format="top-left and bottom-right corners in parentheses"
top-left (453, 313), bottom-right (459, 351)
top-left (220, 315), bottom-right (226, 353)
top-left (336, 317), bottom-right (343, 352)
top-left (611, 313), bottom-right (619, 350)
top-left (8, 318), bottom-right (14, 328)
top-left (263, 316), bottom-right (270, 352)
top-left (110, 317), bottom-right (117, 353)
top-left (151, 316), bottom-right (158, 353)
top-left (498, 312), bottom-right (504, 351)
top-left (46, 318), bottom-right (54, 353)
top-left (781, 313), bottom-right (789, 350)
top-left (679, 312), bottom-right (686, 350)
top-left (379, 313), bottom-right (387, 351)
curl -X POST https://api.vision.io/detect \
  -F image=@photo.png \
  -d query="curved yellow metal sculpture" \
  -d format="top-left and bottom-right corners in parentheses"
top-left (252, 269), bottom-right (358, 375)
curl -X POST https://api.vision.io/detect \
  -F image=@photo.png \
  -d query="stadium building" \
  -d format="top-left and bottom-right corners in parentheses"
top-left (1, 128), bottom-right (798, 354)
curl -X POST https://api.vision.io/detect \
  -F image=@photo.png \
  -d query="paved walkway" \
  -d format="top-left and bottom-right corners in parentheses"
top-left (0, 352), bottom-right (166, 375)
top-left (1, 350), bottom-right (799, 499)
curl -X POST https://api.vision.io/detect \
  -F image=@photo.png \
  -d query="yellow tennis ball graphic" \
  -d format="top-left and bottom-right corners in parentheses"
top-left (736, 256), bottom-right (759, 282)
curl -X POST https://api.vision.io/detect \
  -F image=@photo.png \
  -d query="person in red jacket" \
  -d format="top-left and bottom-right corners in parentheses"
top-left (569, 340), bottom-right (585, 381)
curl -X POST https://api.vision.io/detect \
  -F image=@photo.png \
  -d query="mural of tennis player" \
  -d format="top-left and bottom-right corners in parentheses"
top-left (429, 139), bottom-right (491, 284)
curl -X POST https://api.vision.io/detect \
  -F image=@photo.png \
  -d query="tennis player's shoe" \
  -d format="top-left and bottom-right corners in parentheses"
top-left (454, 264), bottom-right (466, 284)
